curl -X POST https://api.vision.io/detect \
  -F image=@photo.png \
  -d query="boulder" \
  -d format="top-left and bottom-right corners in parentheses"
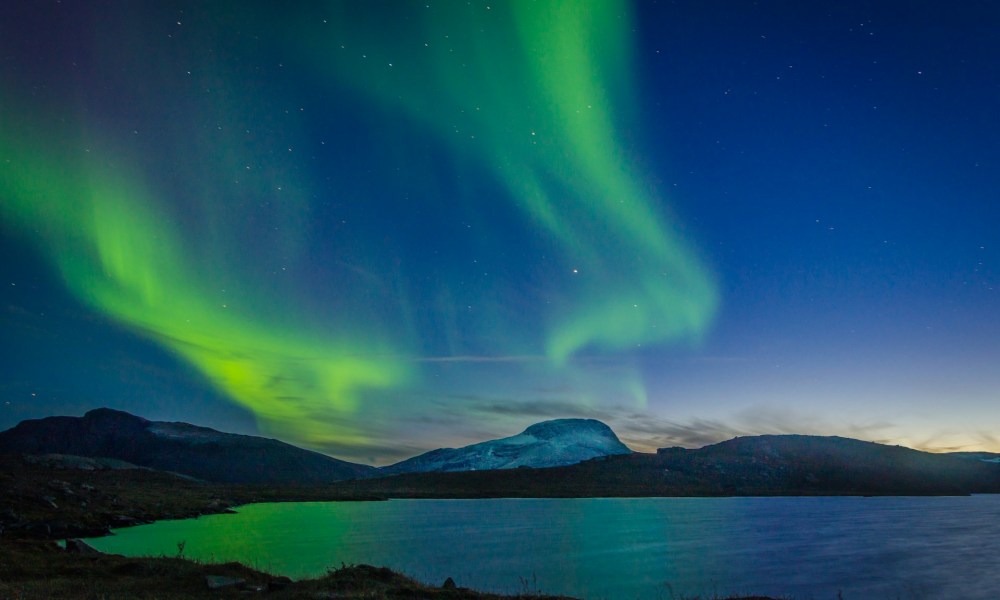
top-left (267, 576), bottom-right (292, 591)
top-left (65, 538), bottom-right (102, 555)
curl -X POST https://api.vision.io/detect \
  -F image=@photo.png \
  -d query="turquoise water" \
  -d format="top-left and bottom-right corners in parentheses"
top-left (85, 496), bottom-right (1000, 599)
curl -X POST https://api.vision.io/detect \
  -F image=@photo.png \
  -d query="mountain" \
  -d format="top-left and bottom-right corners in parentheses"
top-left (381, 418), bottom-right (632, 475)
top-left (655, 434), bottom-right (1000, 495)
top-left (0, 408), bottom-right (377, 485)
top-left (334, 434), bottom-right (1000, 498)
top-left (947, 451), bottom-right (1000, 463)
top-left (5, 410), bottom-right (998, 496)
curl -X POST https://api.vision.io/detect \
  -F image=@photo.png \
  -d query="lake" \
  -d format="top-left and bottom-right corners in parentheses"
top-left (85, 495), bottom-right (1000, 599)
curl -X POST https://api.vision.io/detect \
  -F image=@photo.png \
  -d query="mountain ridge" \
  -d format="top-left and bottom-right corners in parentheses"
top-left (3, 409), bottom-right (999, 496)
top-left (0, 408), bottom-right (376, 484)
top-left (381, 418), bottom-right (632, 475)
top-left (333, 432), bottom-right (1000, 498)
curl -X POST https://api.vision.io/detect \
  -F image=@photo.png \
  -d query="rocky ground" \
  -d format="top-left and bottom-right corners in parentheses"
top-left (0, 452), bottom-right (778, 599)
top-left (1, 453), bottom-right (237, 539)
top-left (1, 538), bottom-right (586, 599)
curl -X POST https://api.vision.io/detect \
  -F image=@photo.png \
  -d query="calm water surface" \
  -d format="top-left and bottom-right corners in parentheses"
top-left (86, 496), bottom-right (1000, 599)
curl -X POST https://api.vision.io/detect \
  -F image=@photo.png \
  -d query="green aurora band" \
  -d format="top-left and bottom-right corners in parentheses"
top-left (0, 0), bottom-right (716, 454)
top-left (0, 119), bottom-right (410, 448)
top-left (305, 0), bottom-right (717, 362)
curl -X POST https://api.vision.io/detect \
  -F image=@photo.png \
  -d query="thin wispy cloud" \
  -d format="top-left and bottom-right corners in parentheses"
top-left (413, 355), bottom-right (547, 364)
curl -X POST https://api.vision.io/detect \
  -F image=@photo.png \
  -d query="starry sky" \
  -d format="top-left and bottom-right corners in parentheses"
top-left (1, 1), bottom-right (998, 465)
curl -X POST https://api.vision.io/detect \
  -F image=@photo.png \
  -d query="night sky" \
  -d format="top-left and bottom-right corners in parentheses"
top-left (2, 1), bottom-right (998, 465)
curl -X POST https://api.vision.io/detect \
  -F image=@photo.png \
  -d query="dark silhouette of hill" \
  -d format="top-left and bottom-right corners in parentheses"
top-left (0, 408), bottom-right (376, 484)
top-left (333, 434), bottom-right (1000, 498)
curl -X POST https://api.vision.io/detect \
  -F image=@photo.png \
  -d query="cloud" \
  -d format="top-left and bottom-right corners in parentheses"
top-left (468, 399), bottom-right (616, 420)
top-left (976, 431), bottom-right (1000, 449)
top-left (606, 406), bottom-right (900, 454)
top-left (413, 355), bottom-right (547, 364)
top-left (616, 417), bottom-right (744, 451)
top-left (907, 429), bottom-right (1000, 454)
top-left (310, 439), bottom-right (419, 466)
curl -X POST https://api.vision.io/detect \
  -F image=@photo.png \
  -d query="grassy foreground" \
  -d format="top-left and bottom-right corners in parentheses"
top-left (0, 538), bottom-right (583, 599)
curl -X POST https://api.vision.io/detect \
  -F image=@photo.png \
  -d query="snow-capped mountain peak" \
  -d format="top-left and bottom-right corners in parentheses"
top-left (381, 418), bottom-right (631, 475)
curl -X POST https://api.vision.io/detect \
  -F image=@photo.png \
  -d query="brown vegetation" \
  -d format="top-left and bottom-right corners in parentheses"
top-left (0, 536), bottom-right (594, 598)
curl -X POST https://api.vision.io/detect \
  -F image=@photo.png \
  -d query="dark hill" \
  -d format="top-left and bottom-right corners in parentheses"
top-left (0, 408), bottom-right (376, 484)
top-left (332, 434), bottom-right (1000, 498)
top-left (658, 434), bottom-right (1000, 495)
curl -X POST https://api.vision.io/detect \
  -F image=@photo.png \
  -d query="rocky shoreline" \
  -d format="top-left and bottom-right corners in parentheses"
top-left (0, 452), bottom-right (386, 540)
top-left (0, 453), bottom-right (252, 540)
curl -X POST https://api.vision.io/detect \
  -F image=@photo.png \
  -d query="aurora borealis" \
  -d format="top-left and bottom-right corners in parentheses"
top-left (2, 1), bottom-right (999, 462)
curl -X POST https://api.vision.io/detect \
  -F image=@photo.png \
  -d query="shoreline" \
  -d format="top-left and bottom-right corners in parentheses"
top-left (0, 452), bottom-right (786, 599)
